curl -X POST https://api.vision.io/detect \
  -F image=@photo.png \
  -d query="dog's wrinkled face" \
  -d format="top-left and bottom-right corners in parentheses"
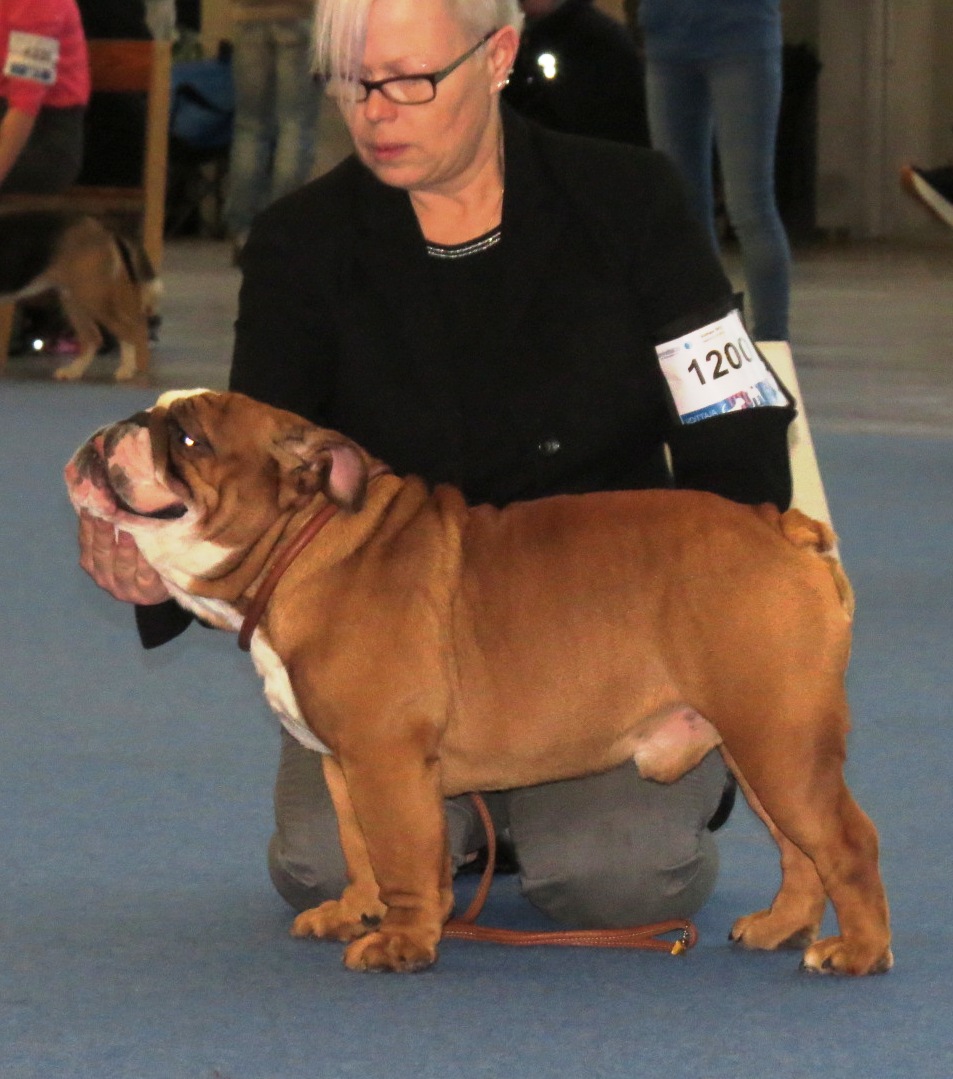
top-left (64, 389), bottom-right (370, 586)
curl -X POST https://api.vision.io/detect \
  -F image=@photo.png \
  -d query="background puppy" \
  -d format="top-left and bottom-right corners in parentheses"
top-left (0, 211), bottom-right (159, 381)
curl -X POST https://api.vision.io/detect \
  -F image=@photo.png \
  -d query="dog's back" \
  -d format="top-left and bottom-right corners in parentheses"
top-left (0, 210), bottom-right (157, 297)
top-left (0, 211), bottom-right (82, 297)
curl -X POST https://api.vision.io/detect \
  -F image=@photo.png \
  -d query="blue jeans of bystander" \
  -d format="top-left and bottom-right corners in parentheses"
top-left (645, 48), bottom-right (791, 341)
top-left (225, 18), bottom-right (320, 241)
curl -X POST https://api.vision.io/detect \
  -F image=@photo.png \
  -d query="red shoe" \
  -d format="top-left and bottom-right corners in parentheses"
top-left (45, 334), bottom-right (82, 356)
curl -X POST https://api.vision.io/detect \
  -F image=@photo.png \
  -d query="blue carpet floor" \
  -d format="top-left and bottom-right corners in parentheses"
top-left (2, 381), bottom-right (952, 1078)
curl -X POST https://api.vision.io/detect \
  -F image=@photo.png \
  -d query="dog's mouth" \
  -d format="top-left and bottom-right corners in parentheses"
top-left (76, 433), bottom-right (189, 521)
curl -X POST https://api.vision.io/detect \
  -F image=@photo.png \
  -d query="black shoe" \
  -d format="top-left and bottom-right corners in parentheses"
top-left (456, 836), bottom-right (519, 876)
top-left (707, 773), bottom-right (737, 832)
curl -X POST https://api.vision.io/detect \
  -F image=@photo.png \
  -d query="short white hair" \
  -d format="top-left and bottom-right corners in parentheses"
top-left (313, 0), bottom-right (524, 80)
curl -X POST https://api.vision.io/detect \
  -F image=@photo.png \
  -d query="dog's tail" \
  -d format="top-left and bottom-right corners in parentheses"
top-left (110, 228), bottom-right (163, 316)
top-left (774, 506), bottom-right (855, 619)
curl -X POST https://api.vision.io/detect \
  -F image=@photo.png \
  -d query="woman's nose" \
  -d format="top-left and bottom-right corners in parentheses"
top-left (362, 87), bottom-right (399, 122)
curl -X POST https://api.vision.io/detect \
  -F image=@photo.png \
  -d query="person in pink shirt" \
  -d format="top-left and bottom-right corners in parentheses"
top-left (0, 0), bottom-right (90, 193)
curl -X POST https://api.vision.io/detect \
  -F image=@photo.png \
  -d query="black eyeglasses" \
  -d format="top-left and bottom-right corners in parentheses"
top-left (324, 29), bottom-right (496, 106)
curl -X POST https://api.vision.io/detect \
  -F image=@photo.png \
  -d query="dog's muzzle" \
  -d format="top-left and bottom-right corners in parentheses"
top-left (66, 414), bottom-right (188, 521)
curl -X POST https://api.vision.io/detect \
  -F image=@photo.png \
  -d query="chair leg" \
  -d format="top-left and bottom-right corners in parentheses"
top-left (0, 301), bottom-right (16, 376)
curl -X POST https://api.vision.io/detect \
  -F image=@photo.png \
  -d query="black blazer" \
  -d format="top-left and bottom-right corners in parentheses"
top-left (231, 107), bottom-right (792, 506)
top-left (139, 108), bottom-right (794, 646)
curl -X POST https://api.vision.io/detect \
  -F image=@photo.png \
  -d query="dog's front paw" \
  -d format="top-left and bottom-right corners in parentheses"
top-left (342, 928), bottom-right (439, 973)
top-left (729, 908), bottom-right (820, 952)
top-left (53, 361), bottom-right (86, 381)
top-left (801, 935), bottom-right (894, 976)
top-left (291, 897), bottom-right (384, 943)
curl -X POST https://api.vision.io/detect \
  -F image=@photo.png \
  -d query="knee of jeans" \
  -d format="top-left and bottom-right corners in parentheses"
top-left (267, 832), bottom-right (347, 913)
top-left (727, 201), bottom-right (788, 240)
top-left (519, 830), bottom-right (720, 929)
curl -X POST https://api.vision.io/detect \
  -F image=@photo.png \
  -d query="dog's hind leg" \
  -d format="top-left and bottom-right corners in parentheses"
top-left (109, 233), bottom-right (155, 381)
top-left (92, 290), bottom-right (150, 382)
top-left (722, 747), bottom-right (827, 951)
top-left (723, 706), bottom-right (892, 975)
top-left (113, 341), bottom-right (138, 382)
top-left (103, 281), bottom-right (151, 381)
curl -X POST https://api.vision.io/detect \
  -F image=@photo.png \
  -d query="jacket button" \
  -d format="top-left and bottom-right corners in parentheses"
top-left (538, 437), bottom-right (562, 456)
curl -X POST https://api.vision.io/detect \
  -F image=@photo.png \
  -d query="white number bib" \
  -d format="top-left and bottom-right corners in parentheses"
top-left (656, 309), bottom-right (786, 424)
top-left (4, 31), bottom-right (60, 85)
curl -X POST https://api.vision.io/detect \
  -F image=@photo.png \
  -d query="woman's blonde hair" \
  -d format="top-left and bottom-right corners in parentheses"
top-left (313, 0), bottom-right (524, 81)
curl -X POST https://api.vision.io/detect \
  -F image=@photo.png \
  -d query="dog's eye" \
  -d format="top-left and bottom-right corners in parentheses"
top-left (171, 419), bottom-right (206, 451)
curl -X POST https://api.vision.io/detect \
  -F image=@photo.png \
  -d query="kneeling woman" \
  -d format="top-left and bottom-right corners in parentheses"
top-left (80, 0), bottom-right (795, 932)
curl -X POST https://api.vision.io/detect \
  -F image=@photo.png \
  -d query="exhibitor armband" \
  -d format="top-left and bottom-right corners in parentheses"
top-left (3, 31), bottom-right (60, 85)
top-left (655, 308), bottom-right (789, 425)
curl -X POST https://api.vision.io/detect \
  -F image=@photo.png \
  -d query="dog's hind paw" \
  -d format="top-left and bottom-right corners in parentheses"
top-left (800, 936), bottom-right (894, 976)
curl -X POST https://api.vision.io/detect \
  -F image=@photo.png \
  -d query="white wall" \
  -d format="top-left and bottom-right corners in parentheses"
top-left (815, 0), bottom-right (952, 240)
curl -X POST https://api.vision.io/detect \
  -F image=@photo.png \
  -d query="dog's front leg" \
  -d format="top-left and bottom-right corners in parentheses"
top-left (334, 745), bottom-right (453, 973)
top-left (51, 294), bottom-right (101, 382)
top-left (290, 755), bottom-right (387, 944)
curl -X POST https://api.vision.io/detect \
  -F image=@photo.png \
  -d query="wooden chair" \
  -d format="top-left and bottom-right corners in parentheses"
top-left (0, 38), bottom-right (172, 375)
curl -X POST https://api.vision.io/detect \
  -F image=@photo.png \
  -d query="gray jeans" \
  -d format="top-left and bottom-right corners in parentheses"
top-left (268, 730), bottom-right (727, 928)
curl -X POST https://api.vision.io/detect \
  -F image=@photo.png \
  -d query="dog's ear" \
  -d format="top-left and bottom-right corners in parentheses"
top-left (273, 429), bottom-right (368, 512)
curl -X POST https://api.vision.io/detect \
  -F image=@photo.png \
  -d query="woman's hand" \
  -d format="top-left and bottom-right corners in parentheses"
top-left (78, 512), bottom-right (171, 605)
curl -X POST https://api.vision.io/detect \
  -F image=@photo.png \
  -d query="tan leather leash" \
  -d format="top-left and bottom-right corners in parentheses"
top-left (443, 793), bottom-right (698, 955)
top-left (238, 465), bottom-right (391, 652)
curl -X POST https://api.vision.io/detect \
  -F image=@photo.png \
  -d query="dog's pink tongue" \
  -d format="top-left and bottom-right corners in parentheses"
top-left (109, 427), bottom-right (180, 514)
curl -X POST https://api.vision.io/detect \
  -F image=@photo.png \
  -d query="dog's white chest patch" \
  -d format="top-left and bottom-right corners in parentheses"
top-left (250, 635), bottom-right (330, 754)
top-left (169, 590), bottom-right (243, 633)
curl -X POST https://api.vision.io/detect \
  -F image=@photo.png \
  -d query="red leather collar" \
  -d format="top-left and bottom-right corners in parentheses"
top-left (238, 467), bottom-right (390, 652)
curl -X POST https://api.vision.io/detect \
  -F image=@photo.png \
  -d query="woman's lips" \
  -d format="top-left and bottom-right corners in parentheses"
top-left (366, 142), bottom-right (408, 163)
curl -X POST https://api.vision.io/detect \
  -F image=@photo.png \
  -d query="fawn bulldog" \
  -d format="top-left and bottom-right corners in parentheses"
top-left (64, 389), bottom-right (892, 976)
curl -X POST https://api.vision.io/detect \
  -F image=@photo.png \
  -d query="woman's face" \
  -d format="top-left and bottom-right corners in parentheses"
top-left (339, 0), bottom-right (517, 194)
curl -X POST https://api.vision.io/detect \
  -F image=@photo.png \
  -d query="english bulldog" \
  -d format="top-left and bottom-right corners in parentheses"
top-left (64, 389), bottom-right (892, 976)
top-left (1, 211), bottom-right (158, 381)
